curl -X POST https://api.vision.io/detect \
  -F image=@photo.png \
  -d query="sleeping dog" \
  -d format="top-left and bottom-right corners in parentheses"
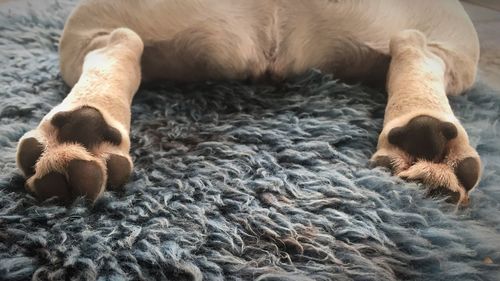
top-left (16, 0), bottom-right (481, 205)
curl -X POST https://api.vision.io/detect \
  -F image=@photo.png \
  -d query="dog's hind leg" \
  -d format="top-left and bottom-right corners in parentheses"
top-left (370, 29), bottom-right (481, 205)
top-left (16, 28), bottom-right (143, 204)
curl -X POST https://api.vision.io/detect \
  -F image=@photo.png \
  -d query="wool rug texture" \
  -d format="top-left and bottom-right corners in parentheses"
top-left (1, 1), bottom-right (500, 281)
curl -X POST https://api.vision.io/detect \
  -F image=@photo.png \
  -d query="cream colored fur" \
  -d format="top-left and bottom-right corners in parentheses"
top-left (17, 0), bottom-right (482, 204)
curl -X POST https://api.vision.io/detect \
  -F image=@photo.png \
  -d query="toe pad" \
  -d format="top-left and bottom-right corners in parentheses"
top-left (67, 159), bottom-right (105, 201)
top-left (32, 172), bottom-right (72, 203)
top-left (106, 154), bottom-right (132, 190)
top-left (31, 160), bottom-right (104, 204)
top-left (455, 157), bottom-right (480, 191)
top-left (17, 137), bottom-right (44, 177)
top-left (369, 155), bottom-right (393, 170)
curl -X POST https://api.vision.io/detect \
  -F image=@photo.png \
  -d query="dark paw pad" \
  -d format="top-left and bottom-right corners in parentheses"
top-left (18, 137), bottom-right (44, 177)
top-left (106, 154), bottom-right (131, 190)
top-left (32, 172), bottom-right (72, 203)
top-left (455, 157), bottom-right (480, 191)
top-left (67, 159), bottom-right (104, 201)
top-left (51, 106), bottom-right (121, 149)
top-left (388, 115), bottom-right (457, 161)
top-left (369, 155), bottom-right (393, 170)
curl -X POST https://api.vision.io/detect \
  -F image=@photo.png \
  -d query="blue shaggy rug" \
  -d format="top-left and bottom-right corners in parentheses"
top-left (1, 1), bottom-right (499, 281)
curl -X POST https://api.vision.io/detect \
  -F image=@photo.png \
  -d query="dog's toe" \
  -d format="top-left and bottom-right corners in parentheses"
top-left (29, 158), bottom-right (105, 204)
top-left (17, 135), bottom-right (45, 177)
top-left (67, 159), bottom-right (105, 201)
top-left (369, 155), bottom-right (394, 170)
top-left (454, 157), bottom-right (480, 192)
top-left (105, 154), bottom-right (132, 190)
top-left (396, 161), bottom-right (469, 204)
top-left (32, 172), bottom-right (72, 203)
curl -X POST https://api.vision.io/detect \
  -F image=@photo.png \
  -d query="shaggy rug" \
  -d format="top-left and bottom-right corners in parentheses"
top-left (1, 1), bottom-right (499, 281)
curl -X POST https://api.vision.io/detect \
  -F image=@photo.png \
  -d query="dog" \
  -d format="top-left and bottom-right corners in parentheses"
top-left (16, 0), bottom-right (481, 205)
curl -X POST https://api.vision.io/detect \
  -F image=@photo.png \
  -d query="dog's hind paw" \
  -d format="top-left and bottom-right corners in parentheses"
top-left (16, 105), bottom-right (132, 204)
top-left (371, 113), bottom-right (481, 205)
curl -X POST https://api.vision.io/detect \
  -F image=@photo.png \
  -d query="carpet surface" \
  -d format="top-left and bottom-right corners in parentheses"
top-left (1, 1), bottom-right (500, 281)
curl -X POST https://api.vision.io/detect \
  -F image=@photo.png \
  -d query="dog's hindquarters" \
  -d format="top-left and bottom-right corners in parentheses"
top-left (21, 0), bottom-right (481, 203)
top-left (60, 0), bottom-right (479, 92)
top-left (271, 0), bottom-right (478, 94)
top-left (59, 0), bottom-right (277, 84)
